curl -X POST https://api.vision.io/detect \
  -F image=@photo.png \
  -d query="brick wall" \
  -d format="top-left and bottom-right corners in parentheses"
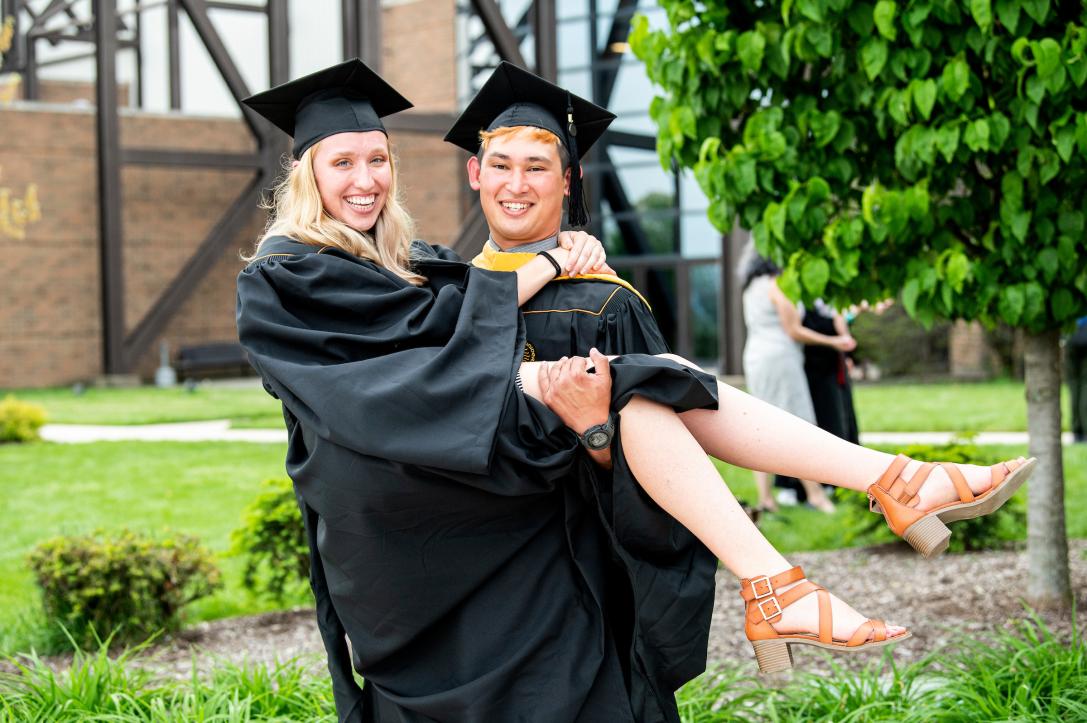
top-left (1, 0), bottom-right (464, 388)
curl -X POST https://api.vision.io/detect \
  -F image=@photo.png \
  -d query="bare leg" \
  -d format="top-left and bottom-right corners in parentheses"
top-left (799, 478), bottom-right (835, 513)
top-left (618, 396), bottom-right (904, 640)
top-left (754, 470), bottom-right (778, 512)
top-left (654, 355), bottom-right (1012, 510)
top-left (518, 364), bottom-right (903, 640)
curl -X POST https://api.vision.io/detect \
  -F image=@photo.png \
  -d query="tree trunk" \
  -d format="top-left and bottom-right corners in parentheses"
top-left (1024, 329), bottom-right (1071, 609)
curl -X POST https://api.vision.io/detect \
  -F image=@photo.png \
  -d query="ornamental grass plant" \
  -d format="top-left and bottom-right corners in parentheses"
top-left (1, 615), bottom-right (1078, 722)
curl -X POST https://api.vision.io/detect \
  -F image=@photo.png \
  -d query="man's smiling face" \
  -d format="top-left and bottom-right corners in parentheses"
top-left (467, 127), bottom-right (570, 249)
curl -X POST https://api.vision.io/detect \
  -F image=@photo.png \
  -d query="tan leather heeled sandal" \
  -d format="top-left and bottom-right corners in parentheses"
top-left (739, 566), bottom-right (909, 674)
top-left (868, 455), bottom-right (1036, 558)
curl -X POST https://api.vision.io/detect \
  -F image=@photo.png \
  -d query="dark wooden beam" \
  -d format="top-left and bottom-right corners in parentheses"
top-left (123, 171), bottom-right (266, 367)
top-left (469, 0), bottom-right (526, 67)
top-left (266, 0), bottom-right (289, 86)
top-left (532, 0), bottom-right (556, 80)
top-left (94, 0), bottom-right (126, 374)
top-left (597, 0), bottom-right (637, 106)
top-left (206, 0), bottom-right (265, 11)
top-left (360, 0), bottom-right (381, 70)
top-left (167, 0), bottom-right (180, 108)
top-left (122, 148), bottom-right (264, 169)
top-left (602, 129), bottom-right (655, 151)
top-left (178, 0), bottom-right (267, 142)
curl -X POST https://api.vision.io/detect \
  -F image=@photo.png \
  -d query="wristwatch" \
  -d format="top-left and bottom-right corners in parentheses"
top-left (578, 414), bottom-right (615, 451)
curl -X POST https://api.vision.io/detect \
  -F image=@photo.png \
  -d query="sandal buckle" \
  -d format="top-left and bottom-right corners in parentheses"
top-left (750, 575), bottom-right (774, 599)
top-left (757, 597), bottom-right (783, 622)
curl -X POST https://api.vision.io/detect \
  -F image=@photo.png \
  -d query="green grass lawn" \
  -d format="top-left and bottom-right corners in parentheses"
top-left (852, 379), bottom-right (1071, 432)
top-left (0, 441), bottom-right (300, 655)
top-left (4, 378), bottom-right (1070, 432)
top-left (2, 385), bottom-right (284, 428)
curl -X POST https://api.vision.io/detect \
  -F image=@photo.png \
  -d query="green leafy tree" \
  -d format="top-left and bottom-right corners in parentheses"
top-left (632, 0), bottom-right (1084, 606)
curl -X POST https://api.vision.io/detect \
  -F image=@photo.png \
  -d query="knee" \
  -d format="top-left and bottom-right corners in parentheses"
top-left (658, 353), bottom-right (702, 371)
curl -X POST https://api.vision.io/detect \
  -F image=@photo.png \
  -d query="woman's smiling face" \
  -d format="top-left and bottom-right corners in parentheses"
top-left (311, 131), bottom-right (391, 232)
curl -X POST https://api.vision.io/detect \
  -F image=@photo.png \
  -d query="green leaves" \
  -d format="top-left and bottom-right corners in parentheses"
top-left (935, 124), bottom-right (961, 162)
top-left (801, 256), bottom-right (831, 295)
top-left (994, 0), bottom-right (1019, 33)
top-left (1022, 0), bottom-right (1049, 24)
top-left (636, 1), bottom-right (1087, 332)
top-left (941, 55), bottom-right (971, 102)
top-left (861, 38), bottom-right (889, 80)
top-left (737, 30), bottom-right (766, 72)
top-left (911, 78), bottom-right (937, 119)
top-left (969, 0), bottom-right (992, 33)
top-left (874, 1), bottom-right (897, 41)
top-left (669, 105), bottom-right (697, 145)
top-left (963, 118), bottom-right (990, 151)
top-left (999, 285), bottom-right (1025, 325)
top-left (1054, 124), bottom-right (1076, 163)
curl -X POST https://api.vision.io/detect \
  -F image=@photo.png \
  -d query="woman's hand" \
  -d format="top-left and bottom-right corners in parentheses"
top-left (557, 231), bottom-right (608, 276)
top-left (831, 335), bottom-right (857, 353)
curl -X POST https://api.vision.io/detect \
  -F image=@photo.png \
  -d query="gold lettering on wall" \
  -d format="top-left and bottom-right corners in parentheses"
top-left (0, 17), bottom-right (14, 106)
top-left (0, 17), bottom-right (13, 57)
top-left (0, 167), bottom-right (43, 239)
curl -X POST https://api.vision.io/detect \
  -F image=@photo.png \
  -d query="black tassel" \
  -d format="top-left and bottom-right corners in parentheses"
top-left (565, 93), bottom-right (590, 227)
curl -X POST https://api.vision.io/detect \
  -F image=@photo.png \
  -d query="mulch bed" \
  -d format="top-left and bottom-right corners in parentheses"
top-left (7, 540), bottom-right (1085, 681)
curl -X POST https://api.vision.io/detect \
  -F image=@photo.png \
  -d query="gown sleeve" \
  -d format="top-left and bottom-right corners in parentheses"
top-left (236, 249), bottom-right (521, 474)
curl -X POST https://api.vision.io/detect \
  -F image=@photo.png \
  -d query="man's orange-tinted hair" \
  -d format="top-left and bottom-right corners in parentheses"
top-left (477, 126), bottom-right (571, 171)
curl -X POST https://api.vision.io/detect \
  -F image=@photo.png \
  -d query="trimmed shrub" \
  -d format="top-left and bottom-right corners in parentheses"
top-left (851, 304), bottom-right (951, 379)
top-left (230, 478), bottom-right (309, 601)
top-left (27, 529), bottom-right (221, 648)
top-left (841, 440), bottom-right (1026, 552)
top-left (0, 395), bottom-right (46, 443)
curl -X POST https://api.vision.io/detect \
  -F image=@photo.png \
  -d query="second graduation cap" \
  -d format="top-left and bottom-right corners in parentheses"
top-left (242, 58), bottom-right (413, 159)
top-left (444, 62), bottom-right (615, 227)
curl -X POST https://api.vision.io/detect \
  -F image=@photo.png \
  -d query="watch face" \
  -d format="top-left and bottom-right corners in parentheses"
top-left (587, 431), bottom-right (609, 448)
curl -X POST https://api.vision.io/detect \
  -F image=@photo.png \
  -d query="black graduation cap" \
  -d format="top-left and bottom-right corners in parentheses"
top-left (444, 62), bottom-right (616, 227)
top-left (242, 58), bottom-right (413, 159)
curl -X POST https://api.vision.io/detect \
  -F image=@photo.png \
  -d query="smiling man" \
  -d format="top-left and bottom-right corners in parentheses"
top-left (444, 62), bottom-right (668, 368)
top-left (443, 64), bottom-right (714, 723)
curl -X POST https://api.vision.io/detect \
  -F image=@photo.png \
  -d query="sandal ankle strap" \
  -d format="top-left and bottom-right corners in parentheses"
top-left (739, 566), bottom-right (805, 602)
top-left (744, 579), bottom-right (823, 626)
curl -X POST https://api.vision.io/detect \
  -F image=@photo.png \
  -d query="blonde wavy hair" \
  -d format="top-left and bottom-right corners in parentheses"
top-left (247, 137), bottom-right (423, 285)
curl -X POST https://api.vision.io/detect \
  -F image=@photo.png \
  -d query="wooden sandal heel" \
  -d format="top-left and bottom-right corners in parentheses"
top-left (751, 638), bottom-right (793, 673)
top-left (901, 514), bottom-right (952, 559)
top-left (868, 455), bottom-right (1036, 558)
top-left (739, 566), bottom-right (909, 674)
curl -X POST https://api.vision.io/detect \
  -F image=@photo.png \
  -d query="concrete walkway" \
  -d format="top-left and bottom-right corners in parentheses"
top-left (40, 420), bottom-right (286, 443)
top-left (39, 421), bottom-right (1075, 446)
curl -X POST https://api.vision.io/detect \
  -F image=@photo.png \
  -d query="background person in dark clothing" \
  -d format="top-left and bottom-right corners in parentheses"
top-left (1068, 317), bottom-right (1087, 443)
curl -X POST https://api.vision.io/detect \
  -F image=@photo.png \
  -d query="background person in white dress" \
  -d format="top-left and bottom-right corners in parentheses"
top-left (739, 244), bottom-right (855, 513)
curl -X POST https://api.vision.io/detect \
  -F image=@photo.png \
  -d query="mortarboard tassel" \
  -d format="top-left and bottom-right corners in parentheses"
top-left (565, 93), bottom-right (590, 227)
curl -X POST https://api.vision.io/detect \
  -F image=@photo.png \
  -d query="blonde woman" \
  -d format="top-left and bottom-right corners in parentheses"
top-left (237, 61), bottom-right (1034, 723)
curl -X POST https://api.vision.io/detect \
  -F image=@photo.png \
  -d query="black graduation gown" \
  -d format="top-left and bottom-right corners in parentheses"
top-left (472, 245), bottom-right (715, 722)
top-left (236, 238), bottom-right (719, 723)
top-left (470, 244), bottom-right (669, 362)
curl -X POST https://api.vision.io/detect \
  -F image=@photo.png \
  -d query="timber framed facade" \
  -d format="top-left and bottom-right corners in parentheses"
top-left (0, 0), bottom-right (743, 388)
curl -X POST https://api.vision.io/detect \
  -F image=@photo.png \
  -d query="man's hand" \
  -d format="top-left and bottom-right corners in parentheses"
top-left (539, 349), bottom-right (614, 468)
top-left (556, 231), bottom-right (608, 276)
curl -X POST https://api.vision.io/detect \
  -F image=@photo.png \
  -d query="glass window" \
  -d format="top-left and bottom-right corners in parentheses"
top-left (681, 211), bottom-right (721, 258)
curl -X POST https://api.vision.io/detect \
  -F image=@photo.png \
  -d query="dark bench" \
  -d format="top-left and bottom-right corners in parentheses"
top-left (175, 342), bottom-right (254, 379)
